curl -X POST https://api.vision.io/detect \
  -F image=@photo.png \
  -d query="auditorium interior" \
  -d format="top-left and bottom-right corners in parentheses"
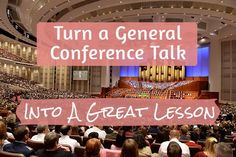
top-left (0, 0), bottom-right (235, 157)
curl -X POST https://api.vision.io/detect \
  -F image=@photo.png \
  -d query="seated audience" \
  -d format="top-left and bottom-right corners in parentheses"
top-left (0, 121), bottom-right (10, 150)
top-left (111, 134), bottom-right (126, 150)
top-left (3, 125), bottom-right (34, 157)
top-left (194, 137), bottom-right (218, 157)
top-left (84, 126), bottom-right (107, 140)
top-left (31, 125), bottom-right (49, 142)
top-left (158, 129), bottom-right (190, 157)
top-left (214, 142), bottom-right (233, 157)
top-left (155, 126), bottom-right (170, 143)
top-left (106, 126), bottom-right (120, 139)
top-left (122, 126), bottom-right (134, 138)
top-left (85, 138), bottom-right (101, 157)
top-left (167, 141), bottom-right (182, 157)
top-left (120, 139), bottom-right (139, 157)
top-left (59, 125), bottom-right (80, 153)
top-left (35, 132), bottom-right (73, 157)
top-left (179, 125), bottom-right (190, 141)
top-left (133, 133), bottom-right (152, 157)
top-left (88, 132), bottom-right (99, 139)
top-left (185, 131), bottom-right (202, 150)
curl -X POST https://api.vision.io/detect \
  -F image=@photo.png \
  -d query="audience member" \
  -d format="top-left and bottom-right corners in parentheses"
top-left (31, 125), bottom-right (49, 142)
top-left (215, 142), bottom-right (233, 157)
top-left (158, 129), bottom-right (190, 157)
top-left (88, 132), bottom-right (99, 139)
top-left (35, 132), bottom-right (74, 157)
top-left (185, 131), bottom-right (202, 150)
top-left (111, 133), bottom-right (126, 150)
top-left (194, 137), bottom-right (218, 157)
top-left (179, 125), bottom-right (190, 141)
top-left (0, 121), bottom-right (9, 150)
top-left (133, 133), bottom-right (152, 157)
top-left (106, 126), bottom-right (120, 139)
top-left (3, 126), bottom-right (34, 157)
top-left (120, 139), bottom-right (139, 157)
top-left (167, 141), bottom-right (182, 157)
top-left (84, 126), bottom-right (107, 140)
top-left (85, 138), bottom-right (101, 157)
top-left (59, 125), bottom-right (80, 153)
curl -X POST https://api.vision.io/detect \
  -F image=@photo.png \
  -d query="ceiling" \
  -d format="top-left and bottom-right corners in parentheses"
top-left (0, 0), bottom-right (236, 46)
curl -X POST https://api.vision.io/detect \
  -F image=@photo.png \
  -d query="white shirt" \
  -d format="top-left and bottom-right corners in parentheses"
top-left (84, 127), bottom-right (107, 140)
top-left (59, 135), bottom-right (80, 153)
top-left (158, 138), bottom-right (190, 157)
top-left (7, 132), bottom-right (14, 139)
top-left (31, 133), bottom-right (45, 143)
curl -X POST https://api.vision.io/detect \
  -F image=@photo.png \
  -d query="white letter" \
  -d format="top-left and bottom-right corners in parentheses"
top-left (116, 26), bottom-right (126, 44)
top-left (50, 45), bottom-right (60, 60)
top-left (166, 107), bottom-right (176, 119)
top-left (204, 107), bottom-right (215, 119)
top-left (184, 107), bottom-right (193, 119)
top-left (67, 102), bottom-right (82, 123)
top-left (135, 107), bottom-right (149, 117)
top-left (86, 102), bottom-right (100, 123)
top-left (124, 106), bottom-right (136, 118)
top-left (82, 45), bottom-right (89, 64)
top-left (52, 107), bottom-right (62, 117)
top-left (193, 107), bottom-right (204, 118)
top-left (150, 45), bottom-right (160, 60)
top-left (177, 25), bottom-right (182, 40)
top-left (99, 29), bottom-right (109, 40)
top-left (40, 107), bottom-right (54, 117)
top-left (24, 103), bottom-right (28, 120)
top-left (54, 26), bottom-right (63, 40)
top-left (177, 45), bottom-right (186, 60)
top-left (154, 103), bottom-right (167, 121)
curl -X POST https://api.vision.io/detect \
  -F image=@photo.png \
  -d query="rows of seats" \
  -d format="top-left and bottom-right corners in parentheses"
top-left (0, 48), bottom-right (34, 64)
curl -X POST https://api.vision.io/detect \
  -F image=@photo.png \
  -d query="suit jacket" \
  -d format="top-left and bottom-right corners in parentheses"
top-left (3, 141), bottom-right (34, 157)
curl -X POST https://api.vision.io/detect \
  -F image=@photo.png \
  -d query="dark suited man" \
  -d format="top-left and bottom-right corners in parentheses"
top-left (3, 126), bottom-right (34, 157)
top-left (35, 132), bottom-right (74, 157)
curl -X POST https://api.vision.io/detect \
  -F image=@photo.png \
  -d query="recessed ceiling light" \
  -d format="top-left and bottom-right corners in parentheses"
top-left (98, 5), bottom-right (101, 8)
top-left (210, 32), bottom-right (217, 36)
top-left (119, 1), bottom-right (122, 3)
top-left (200, 7), bottom-right (202, 9)
top-left (137, 14), bottom-right (140, 16)
top-left (220, 1), bottom-right (223, 3)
